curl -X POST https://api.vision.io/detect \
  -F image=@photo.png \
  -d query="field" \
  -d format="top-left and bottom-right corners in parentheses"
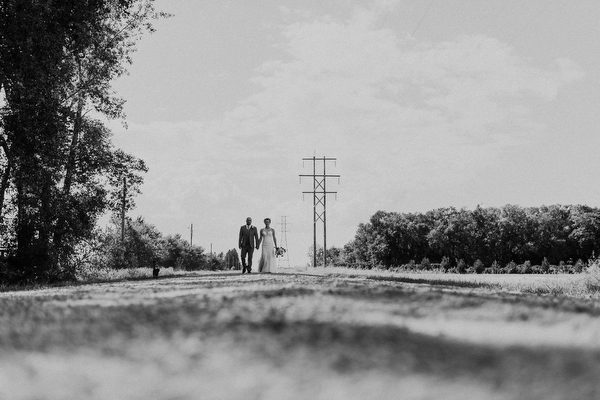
top-left (1, 268), bottom-right (600, 400)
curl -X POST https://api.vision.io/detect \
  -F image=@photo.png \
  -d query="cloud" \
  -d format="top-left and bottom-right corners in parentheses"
top-left (231, 8), bottom-right (583, 189)
top-left (110, 3), bottom-right (583, 258)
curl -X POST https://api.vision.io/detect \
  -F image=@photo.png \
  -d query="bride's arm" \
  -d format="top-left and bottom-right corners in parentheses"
top-left (272, 229), bottom-right (278, 248)
top-left (257, 229), bottom-right (263, 248)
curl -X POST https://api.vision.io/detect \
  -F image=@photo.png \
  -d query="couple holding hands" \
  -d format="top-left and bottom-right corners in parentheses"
top-left (238, 217), bottom-right (282, 274)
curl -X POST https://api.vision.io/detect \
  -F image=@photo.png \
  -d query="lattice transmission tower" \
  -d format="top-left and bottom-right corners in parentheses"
top-left (299, 156), bottom-right (340, 268)
top-left (277, 215), bottom-right (291, 268)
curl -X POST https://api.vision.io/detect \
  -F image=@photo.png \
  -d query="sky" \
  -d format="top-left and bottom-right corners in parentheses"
top-left (107, 0), bottom-right (600, 266)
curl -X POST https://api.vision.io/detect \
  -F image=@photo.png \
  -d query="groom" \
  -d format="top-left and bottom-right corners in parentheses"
top-left (239, 217), bottom-right (259, 274)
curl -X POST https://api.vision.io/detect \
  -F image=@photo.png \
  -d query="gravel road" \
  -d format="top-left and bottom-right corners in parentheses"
top-left (1, 269), bottom-right (599, 400)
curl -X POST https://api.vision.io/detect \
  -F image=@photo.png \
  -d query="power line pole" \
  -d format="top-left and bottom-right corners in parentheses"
top-left (300, 156), bottom-right (340, 268)
top-left (278, 215), bottom-right (290, 268)
top-left (120, 176), bottom-right (127, 267)
top-left (190, 223), bottom-right (193, 246)
top-left (121, 177), bottom-right (127, 244)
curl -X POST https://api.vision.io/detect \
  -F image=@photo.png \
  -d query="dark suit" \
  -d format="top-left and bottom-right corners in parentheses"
top-left (239, 225), bottom-right (259, 272)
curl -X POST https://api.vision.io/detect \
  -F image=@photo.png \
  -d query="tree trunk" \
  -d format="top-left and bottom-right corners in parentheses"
top-left (62, 96), bottom-right (83, 199)
top-left (0, 136), bottom-right (10, 219)
top-left (0, 77), bottom-right (11, 219)
top-left (53, 94), bottom-right (83, 253)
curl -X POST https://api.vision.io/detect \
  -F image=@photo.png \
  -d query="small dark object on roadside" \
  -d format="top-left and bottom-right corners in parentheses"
top-left (153, 266), bottom-right (160, 278)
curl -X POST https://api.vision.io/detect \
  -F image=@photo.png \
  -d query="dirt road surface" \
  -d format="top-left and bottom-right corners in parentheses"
top-left (1, 269), bottom-right (599, 399)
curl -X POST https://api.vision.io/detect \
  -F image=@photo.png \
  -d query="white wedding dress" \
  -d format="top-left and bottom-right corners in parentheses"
top-left (258, 229), bottom-right (277, 273)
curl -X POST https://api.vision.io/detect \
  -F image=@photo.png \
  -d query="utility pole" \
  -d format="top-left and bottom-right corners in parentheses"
top-left (120, 176), bottom-right (127, 267)
top-left (121, 176), bottom-right (126, 243)
top-left (299, 156), bottom-right (340, 268)
top-left (190, 223), bottom-right (193, 246)
top-left (278, 215), bottom-right (290, 268)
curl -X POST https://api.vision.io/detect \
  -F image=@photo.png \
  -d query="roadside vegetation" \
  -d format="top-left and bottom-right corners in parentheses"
top-left (0, 0), bottom-right (171, 284)
top-left (317, 204), bottom-right (600, 275)
top-left (317, 261), bottom-right (600, 299)
top-left (1, 214), bottom-right (238, 288)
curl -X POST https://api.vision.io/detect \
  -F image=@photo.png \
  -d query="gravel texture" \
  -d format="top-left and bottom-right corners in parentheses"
top-left (1, 269), bottom-right (599, 399)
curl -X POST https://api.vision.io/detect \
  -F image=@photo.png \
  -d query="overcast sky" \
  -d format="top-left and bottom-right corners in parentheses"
top-left (108, 0), bottom-right (600, 266)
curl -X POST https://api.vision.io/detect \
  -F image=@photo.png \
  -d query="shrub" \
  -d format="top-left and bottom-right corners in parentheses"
top-left (419, 257), bottom-right (431, 271)
top-left (541, 257), bottom-right (550, 274)
top-left (473, 259), bottom-right (485, 274)
top-left (456, 259), bottom-right (467, 274)
top-left (518, 260), bottom-right (533, 274)
top-left (504, 261), bottom-right (518, 274)
top-left (440, 256), bottom-right (451, 272)
top-left (573, 259), bottom-right (585, 273)
top-left (558, 261), bottom-right (566, 273)
top-left (585, 260), bottom-right (600, 293)
top-left (403, 260), bottom-right (416, 270)
top-left (490, 260), bottom-right (501, 274)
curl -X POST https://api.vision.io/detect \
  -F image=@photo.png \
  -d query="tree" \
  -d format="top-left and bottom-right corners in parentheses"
top-left (160, 234), bottom-right (206, 270)
top-left (0, 0), bottom-right (167, 282)
top-left (93, 217), bottom-right (209, 271)
top-left (350, 222), bottom-right (378, 268)
top-left (307, 244), bottom-right (324, 267)
top-left (225, 249), bottom-right (241, 270)
top-left (124, 216), bottom-right (162, 268)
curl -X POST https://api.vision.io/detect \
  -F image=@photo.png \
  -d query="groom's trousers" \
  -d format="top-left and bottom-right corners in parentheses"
top-left (241, 246), bottom-right (255, 270)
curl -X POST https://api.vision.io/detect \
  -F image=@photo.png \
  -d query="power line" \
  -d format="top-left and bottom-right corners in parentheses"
top-left (402, 0), bottom-right (436, 52)
top-left (410, 0), bottom-right (435, 39)
top-left (299, 156), bottom-right (340, 268)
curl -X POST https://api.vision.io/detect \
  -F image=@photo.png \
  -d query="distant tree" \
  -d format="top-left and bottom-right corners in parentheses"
top-left (307, 244), bottom-right (324, 267)
top-left (541, 257), bottom-right (550, 274)
top-left (456, 259), bottom-right (467, 274)
top-left (518, 260), bottom-right (533, 274)
top-left (124, 216), bottom-right (162, 268)
top-left (345, 204), bottom-right (600, 272)
top-left (160, 234), bottom-right (206, 270)
top-left (473, 259), bottom-right (485, 274)
top-left (206, 252), bottom-right (225, 271)
top-left (490, 260), bottom-right (502, 274)
top-left (326, 246), bottom-right (345, 267)
top-left (419, 257), bottom-right (432, 271)
top-left (573, 259), bottom-right (585, 274)
top-left (504, 261), bottom-right (518, 274)
top-left (439, 256), bottom-right (451, 272)
top-left (225, 249), bottom-right (241, 270)
top-left (350, 222), bottom-right (378, 268)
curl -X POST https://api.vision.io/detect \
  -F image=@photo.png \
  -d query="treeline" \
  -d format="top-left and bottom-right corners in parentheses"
top-left (0, 1), bottom-right (167, 282)
top-left (328, 205), bottom-right (600, 272)
top-left (49, 216), bottom-right (240, 282)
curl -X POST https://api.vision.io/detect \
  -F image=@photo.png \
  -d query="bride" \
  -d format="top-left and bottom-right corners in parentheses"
top-left (258, 217), bottom-right (278, 273)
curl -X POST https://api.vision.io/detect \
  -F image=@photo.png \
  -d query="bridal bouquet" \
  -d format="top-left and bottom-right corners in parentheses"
top-left (275, 247), bottom-right (286, 257)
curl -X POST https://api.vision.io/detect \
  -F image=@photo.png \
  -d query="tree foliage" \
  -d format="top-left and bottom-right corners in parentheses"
top-left (344, 205), bottom-right (600, 270)
top-left (91, 216), bottom-right (218, 271)
top-left (225, 249), bottom-right (241, 270)
top-left (0, 0), bottom-right (167, 282)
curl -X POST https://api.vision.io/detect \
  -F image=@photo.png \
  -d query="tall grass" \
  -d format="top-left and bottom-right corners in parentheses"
top-left (0, 267), bottom-right (185, 293)
top-left (75, 266), bottom-right (184, 282)
top-left (310, 265), bottom-right (600, 299)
